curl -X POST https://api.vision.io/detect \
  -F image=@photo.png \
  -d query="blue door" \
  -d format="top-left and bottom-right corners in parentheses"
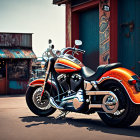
top-left (79, 7), bottom-right (99, 71)
top-left (118, 0), bottom-right (140, 75)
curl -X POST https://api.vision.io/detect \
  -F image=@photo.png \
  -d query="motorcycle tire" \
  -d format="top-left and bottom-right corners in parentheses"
top-left (26, 86), bottom-right (56, 117)
top-left (98, 80), bottom-right (140, 127)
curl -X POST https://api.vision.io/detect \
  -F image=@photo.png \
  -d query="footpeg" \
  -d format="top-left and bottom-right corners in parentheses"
top-left (49, 97), bottom-right (64, 110)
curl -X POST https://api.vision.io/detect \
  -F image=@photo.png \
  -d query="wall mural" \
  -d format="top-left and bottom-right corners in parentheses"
top-left (99, 0), bottom-right (110, 64)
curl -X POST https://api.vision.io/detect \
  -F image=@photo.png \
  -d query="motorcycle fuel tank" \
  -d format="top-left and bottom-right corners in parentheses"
top-left (54, 54), bottom-right (82, 73)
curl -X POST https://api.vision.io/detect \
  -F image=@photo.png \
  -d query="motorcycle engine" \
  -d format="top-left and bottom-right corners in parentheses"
top-left (57, 74), bottom-right (69, 92)
top-left (57, 74), bottom-right (85, 111)
top-left (57, 73), bottom-right (83, 92)
top-left (70, 74), bottom-right (82, 91)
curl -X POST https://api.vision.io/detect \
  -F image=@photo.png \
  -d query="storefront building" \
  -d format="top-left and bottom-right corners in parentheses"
top-left (0, 33), bottom-right (36, 95)
top-left (53, 0), bottom-right (140, 75)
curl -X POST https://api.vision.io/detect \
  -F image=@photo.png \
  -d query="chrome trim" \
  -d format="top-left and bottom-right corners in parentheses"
top-left (102, 94), bottom-right (119, 113)
top-left (86, 91), bottom-right (115, 96)
top-left (89, 104), bottom-right (102, 108)
top-left (57, 74), bottom-right (66, 81)
top-left (87, 91), bottom-right (119, 114)
top-left (42, 60), bottom-right (51, 92)
top-left (96, 76), bottom-right (122, 84)
top-left (61, 95), bottom-right (76, 102)
top-left (49, 97), bottom-right (64, 110)
top-left (91, 81), bottom-right (99, 90)
top-left (84, 81), bottom-right (93, 90)
top-left (71, 74), bottom-right (82, 79)
top-left (75, 89), bottom-right (84, 102)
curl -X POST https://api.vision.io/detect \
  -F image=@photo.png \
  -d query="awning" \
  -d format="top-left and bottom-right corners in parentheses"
top-left (0, 49), bottom-right (36, 59)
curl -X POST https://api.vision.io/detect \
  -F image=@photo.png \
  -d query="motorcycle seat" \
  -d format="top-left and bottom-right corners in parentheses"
top-left (81, 63), bottom-right (122, 81)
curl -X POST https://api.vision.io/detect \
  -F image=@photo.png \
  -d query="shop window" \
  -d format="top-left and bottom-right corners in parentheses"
top-left (7, 59), bottom-right (29, 80)
top-left (0, 60), bottom-right (6, 78)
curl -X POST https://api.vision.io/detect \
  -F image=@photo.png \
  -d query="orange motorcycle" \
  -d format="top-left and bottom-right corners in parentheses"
top-left (26, 40), bottom-right (140, 127)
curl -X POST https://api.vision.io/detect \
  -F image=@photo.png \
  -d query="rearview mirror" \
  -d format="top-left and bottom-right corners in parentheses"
top-left (50, 44), bottom-right (54, 49)
top-left (48, 39), bottom-right (52, 44)
top-left (75, 40), bottom-right (82, 46)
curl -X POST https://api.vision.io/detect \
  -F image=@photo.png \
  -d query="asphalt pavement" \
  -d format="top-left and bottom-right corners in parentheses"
top-left (0, 95), bottom-right (140, 140)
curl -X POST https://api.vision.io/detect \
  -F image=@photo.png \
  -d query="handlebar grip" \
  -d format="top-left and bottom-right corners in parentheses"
top-left (80, 50), bottom-right (85, 53)
top-left (76, 48), bottom-right (85, 54)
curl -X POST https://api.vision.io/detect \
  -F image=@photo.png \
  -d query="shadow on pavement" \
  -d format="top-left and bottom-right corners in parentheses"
top-left (20, 116), bottom-right (140, 138)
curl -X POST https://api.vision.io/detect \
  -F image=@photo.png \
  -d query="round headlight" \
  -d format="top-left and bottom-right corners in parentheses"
top-left (41, 61), bottom-right (45, 69)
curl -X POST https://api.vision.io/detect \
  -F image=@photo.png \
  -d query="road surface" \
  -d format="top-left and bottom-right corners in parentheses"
top-left (0, 96), bottom-right (140, 140)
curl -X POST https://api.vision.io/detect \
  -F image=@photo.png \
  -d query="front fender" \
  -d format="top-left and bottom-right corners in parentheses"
top-left (27, 78), bottom-right (57, 97)
top-left (97, 67), bottom-right (140, 104)
top-left (29, 79), bottom-right (56, 89)
top-left (29, 79), bottom-right (45, 87)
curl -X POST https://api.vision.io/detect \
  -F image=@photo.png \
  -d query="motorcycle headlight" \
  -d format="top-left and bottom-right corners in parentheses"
top-left (41, 61), bottom-right (46, 69)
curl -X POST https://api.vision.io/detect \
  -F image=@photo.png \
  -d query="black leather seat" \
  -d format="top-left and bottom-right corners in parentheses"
top-left (81, 63), bottom-right (122, 81)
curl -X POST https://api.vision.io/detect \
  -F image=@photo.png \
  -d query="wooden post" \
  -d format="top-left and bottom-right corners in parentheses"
top-left (5, 61), bottom-right (8, 95)
top-left (66, 3), bottom-right (72, 47)
top-left (110, 0), bottom-right (118, 63)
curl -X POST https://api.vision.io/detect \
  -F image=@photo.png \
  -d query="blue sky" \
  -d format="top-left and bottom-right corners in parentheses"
top-left (0, 0), bottom-right (65, 57)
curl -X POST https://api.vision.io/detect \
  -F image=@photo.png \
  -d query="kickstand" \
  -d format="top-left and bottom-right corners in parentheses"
top-left (56, 110), bottom-right (69, 119)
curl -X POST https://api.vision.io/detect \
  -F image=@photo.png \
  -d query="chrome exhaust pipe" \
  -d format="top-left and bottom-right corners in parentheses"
top-left (86, 91), bottom-right (116, 96)
top-left (86, 91), bottom-right (119, 114)
top-left (49, 97), bottom-right (64, 110)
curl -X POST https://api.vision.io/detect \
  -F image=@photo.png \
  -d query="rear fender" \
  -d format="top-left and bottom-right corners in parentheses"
top-left (97, 67), bottom-right (140, 104)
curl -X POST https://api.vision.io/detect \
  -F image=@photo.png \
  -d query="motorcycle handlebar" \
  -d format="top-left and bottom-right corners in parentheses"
top-left (61, 47), bottom-right (85, 55)
top-left (75, 48), bottom-right (85, 54)
top-left (43, 47), bottom-right (85, 61)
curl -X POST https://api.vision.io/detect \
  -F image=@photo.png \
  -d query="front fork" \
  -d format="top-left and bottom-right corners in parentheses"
top-left (41, 60), bottom-right (51, 101)
top-left (40, 59), bottom-right (64, 110)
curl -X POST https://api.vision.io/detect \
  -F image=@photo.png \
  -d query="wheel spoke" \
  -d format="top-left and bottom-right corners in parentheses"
top-left (32, 87), bottom-right (51, 110)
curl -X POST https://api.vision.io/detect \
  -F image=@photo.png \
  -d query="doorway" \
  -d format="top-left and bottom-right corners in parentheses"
top-left (118, 0), bottom-right (140, 75)
top-left (79, 7), bottom-right (99, 71)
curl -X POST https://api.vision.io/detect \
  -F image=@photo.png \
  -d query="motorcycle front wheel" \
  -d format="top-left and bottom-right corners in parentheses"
top-left (26, 86), bottom-right (56, 117)
top-left (98, 80), bottom-right (140, 127)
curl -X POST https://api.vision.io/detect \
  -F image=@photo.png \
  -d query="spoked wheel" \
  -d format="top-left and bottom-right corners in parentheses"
top-left (98, 80), bottom-right (140, 127)
top-left (26, 86), bottom-right (56, 117)
top-left (32, 87), bottom-right (51, 110)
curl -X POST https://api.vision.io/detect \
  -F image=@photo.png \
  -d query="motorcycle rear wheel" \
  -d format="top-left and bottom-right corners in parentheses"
top-left (98, 80), bottom-right (140, 127)
top-left (26, 86), bottom-right (56, 117)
